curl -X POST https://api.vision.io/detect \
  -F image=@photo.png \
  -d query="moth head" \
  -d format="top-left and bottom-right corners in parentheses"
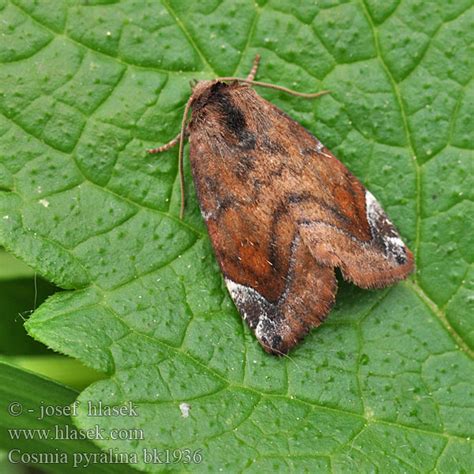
top-left (188, 80), bottom-right (235, 113)
top-left (189, 79), bottom-right (216, 103)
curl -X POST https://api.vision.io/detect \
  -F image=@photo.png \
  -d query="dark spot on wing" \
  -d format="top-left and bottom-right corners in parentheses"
top-left (262, 137), bottom-right (285, 154)
top-left (235, 155), bottom-right (255, 181)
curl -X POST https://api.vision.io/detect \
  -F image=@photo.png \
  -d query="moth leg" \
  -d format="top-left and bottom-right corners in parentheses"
top-left (246, 54), bottom-right (261, 81)
top-left (147, 129), bottom-right (189, 154)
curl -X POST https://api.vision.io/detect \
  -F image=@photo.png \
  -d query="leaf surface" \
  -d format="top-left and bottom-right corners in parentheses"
top-left (0, 362), bottom-right (136, 473)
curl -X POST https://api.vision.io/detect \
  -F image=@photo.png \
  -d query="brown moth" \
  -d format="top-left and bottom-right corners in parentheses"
top-left (149, 55), bottom-right (414, 355)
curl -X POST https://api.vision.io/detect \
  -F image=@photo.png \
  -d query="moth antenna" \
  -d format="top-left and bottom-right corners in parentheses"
top-left (246, 54), bottom-right (261, 81)
top-left (178, 97), bottom-right (194, 219)
top-left (217, 77), bottom-right (331, 99)
top-left (147, 132), bottom-right (181, 154)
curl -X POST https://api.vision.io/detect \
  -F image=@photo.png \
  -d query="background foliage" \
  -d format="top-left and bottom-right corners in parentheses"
top-left (0, 0), bottom-right (472, 472)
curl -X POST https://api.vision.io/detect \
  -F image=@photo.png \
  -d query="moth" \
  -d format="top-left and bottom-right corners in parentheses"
top-left (149, 55), bottom-right (414, 355)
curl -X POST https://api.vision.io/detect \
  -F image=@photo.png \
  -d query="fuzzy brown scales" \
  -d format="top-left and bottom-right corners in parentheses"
top-left (150, 72), bottom-right (414, 355)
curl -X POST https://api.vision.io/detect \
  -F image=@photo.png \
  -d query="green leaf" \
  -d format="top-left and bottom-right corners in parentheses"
top-left (0, 248), bottom-right (35, 280)
top-left (0, 249), bottom-right (57, 355)
top-left (0, 250), bottom-right (104, 389)
top-left (0, 0), bottom-right (473, 472)
top-left (0, 362), bottom-right (136, 473)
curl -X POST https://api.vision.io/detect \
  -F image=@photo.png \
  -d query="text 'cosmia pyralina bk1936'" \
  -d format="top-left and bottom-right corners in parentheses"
top-left (148, 55), bottom-right (414, 356)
